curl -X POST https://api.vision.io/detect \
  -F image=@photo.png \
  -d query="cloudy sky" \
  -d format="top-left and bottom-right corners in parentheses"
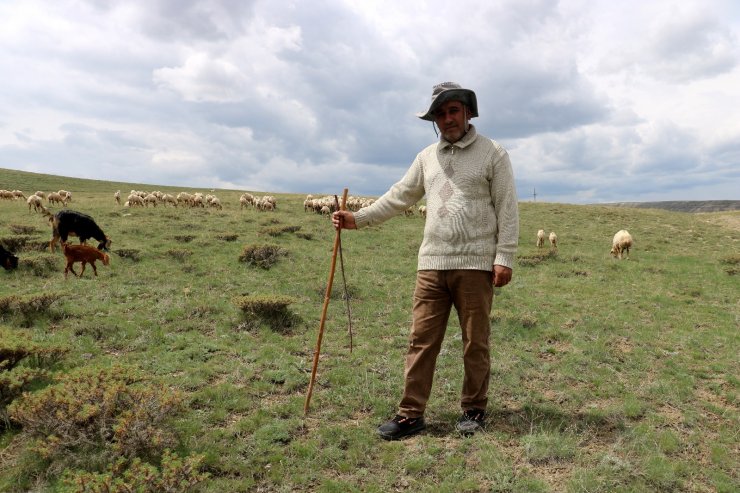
top-left (1, 0), bottom-right (738, 203)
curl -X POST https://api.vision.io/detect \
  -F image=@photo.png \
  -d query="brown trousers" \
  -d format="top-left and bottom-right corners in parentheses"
top-left (398, 269), bottom-right (494, 418)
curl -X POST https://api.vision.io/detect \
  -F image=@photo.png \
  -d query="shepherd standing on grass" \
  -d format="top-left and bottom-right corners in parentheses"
top-left (332, 82), bottom-right (519, 440)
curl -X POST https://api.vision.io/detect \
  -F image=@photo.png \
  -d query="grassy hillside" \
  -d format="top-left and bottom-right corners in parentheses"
top-left (1, 168), bottom-right (738, 492)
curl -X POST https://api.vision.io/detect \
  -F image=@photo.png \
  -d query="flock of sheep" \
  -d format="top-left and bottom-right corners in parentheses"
top-left (2, 187), bottom-right (635, 261)
top-left (535, 227), bottom-right (632, 260)
top-left (116, 190), bottom-right (224, 210)
top-left (0, 189), bottom-right (72, 214)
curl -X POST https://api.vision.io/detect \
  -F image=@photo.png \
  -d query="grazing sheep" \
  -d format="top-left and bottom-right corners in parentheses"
top-left (126, 194), bottom-right (144, 207)
top-left (34, 191), bottom-right (46, 199)
top-left (610, 230), bottom-right (633, 260)
top-left (549, 232), bottom-right (558, 249)
top-left (143, 194), bottom-right (158, 207)
top-left (114, 190), bottom-right (121, 205)
top-left (177, 192), bottom-right (194, 206)
top-left (27, 194), bottom-right (45, 212)
top-left (62, 243), bottom-right (110, 278)
top-left (419, 205), bottom-right (427, 218)
top-left (0, 245), bottom-right (18, 271)
top-left (537, 229), bottom-right (545, 248)
top-left (162, 193), bottom-right (177, 207)
top-left (12, 190), bottom-right (26, 200)
top-left (209, 197), bottom-right (223, 210)
top-left (47, 192), bottom-right (67, 206)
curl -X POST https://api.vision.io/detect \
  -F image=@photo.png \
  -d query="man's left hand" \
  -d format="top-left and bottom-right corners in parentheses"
top-left (493, 265), bottom-right (512, 287)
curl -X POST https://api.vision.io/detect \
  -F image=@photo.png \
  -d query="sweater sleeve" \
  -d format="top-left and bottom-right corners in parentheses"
top-left (354, 155), bottom-right (426, 229)
top-left (491, 145), bottom-right (519, 269)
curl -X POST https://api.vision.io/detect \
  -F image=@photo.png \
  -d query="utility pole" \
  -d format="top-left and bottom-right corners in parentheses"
top-left (533, 187), bottom-right (537, 202)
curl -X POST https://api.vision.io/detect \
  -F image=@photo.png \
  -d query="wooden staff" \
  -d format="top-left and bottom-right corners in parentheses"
top-left (304, 187), bottom-right (349, 414)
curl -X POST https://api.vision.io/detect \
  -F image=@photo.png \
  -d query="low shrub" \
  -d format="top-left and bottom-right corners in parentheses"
top-left (257, 225), bottom-right (302, 237)
top-left (216, 234), bottom-right (238, 242)
top-left (233, 294), bottom-right (299, 332)
top-left (60, 451), bottom-right (208, 493)
top-left (0, 235), bottom-right (36, 252)
top-left (0, 293), bottom-right (63, 321)
top-left (8, 225), bottom-right (39, 235)
top-left (167, 249), bottom-right (192, 261)
top-left (719, 253), bottom-right (740, 265)
top-left (720, 254), bottom-right (739, 275)
top-left (173, 235), bottom-right (195, 243)
top-left (115, 249), bottom-right (142, 262)
top-left (8, 366), bottom-right (184, 466)
top-left (0, 326), bottom-right (67, 428)
top-left (238, 244), bottom-right (287, 269)
top-left (19, 254), bottom-right (58, 276)
top-left (517, 250), bottom-right (558, 267)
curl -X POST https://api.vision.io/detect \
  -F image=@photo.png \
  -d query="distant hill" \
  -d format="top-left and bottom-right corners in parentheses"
top-left (594, 201), bottom-right (740, 213)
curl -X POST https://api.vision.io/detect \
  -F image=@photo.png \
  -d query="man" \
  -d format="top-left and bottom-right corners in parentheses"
top-left (332, 82), bottom-right (519, 439)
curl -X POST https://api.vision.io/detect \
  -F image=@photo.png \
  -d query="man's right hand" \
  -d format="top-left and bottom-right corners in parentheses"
top-left (332, 210), bottom-right (357, 230)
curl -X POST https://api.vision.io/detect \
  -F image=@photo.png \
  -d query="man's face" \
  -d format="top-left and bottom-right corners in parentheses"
top-left (433, 100), bottom-right (469, 143)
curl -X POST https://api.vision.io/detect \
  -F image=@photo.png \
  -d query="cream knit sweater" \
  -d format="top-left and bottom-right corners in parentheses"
top-left (354, 125), bottom-right (519, 271)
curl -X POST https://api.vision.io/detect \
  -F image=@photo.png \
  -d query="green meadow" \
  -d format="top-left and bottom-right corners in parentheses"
top-left (0, 168), bottom-right (738, 492)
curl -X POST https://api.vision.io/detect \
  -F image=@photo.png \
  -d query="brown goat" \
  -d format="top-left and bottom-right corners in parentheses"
top-left (63, 243), bottom-right (110, 278)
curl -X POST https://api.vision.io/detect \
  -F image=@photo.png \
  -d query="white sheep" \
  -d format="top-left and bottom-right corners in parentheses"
top-left (177, 192), bottom-right (193, 206)
top-left (114, 190), bottom-right (121, 205)
top-left (162, 193), bottom-right (177, 207)
top-left (549, 232), bottom-right (558, 249)
top-left (27, 194), bottom-right (44, 212)
top-left (610, 230), bottom-right (633, 260)
top-left (537, 229), bottom-right (545, 248)
top-left (419, 205), bottom-right (427, 218)
top-left (143, 194), bottom-right (158, 207)
top-left (47, 192), bottom-right (67, 206)
top-left (127, 194), bottom-right (145, 207)
top-left (240, 193), bottom-right (254, 209)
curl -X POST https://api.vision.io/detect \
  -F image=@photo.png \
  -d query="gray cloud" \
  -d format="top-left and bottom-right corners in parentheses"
top-left (0, 0), bottom-right (738, 203)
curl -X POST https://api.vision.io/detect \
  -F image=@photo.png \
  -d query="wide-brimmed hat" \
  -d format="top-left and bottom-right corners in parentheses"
top-left (416, 82), bottom-right (478, 121)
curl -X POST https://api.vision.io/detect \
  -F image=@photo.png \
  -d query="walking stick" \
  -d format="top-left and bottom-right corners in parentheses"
top-left (304, 188), bottom-right (349, 414)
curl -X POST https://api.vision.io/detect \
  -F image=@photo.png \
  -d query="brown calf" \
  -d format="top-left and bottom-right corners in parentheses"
top-left (63, 243), bottom-right (110, 278)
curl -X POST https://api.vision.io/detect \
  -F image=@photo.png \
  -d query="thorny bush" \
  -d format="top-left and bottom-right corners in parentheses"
top-left (238, 244), bottom-right (287, 269)
top-left (60, 450), bottom-right (209, 493)
top-left (8, 366), bottom-right (184, 467)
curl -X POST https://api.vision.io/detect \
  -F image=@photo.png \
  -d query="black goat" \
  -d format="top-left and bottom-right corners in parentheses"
top-left (49, 209), bottom-right (111, 253)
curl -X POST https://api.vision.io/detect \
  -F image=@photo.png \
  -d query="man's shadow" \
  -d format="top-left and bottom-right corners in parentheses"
top-left (426, 402), bottom-right (623, 439)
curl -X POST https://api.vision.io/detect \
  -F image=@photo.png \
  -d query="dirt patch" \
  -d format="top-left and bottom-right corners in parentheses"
top-left (656, 403), bottom-right (684, 427)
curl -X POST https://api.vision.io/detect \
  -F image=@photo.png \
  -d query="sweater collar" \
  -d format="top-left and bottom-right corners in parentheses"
top-left (439, 124), bottom-right (477, 150)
